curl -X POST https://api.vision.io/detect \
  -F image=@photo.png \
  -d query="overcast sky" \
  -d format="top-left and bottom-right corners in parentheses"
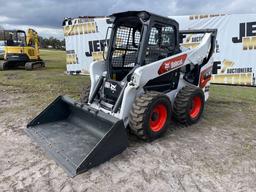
top-left (0, 0), bottom-right (255, 39)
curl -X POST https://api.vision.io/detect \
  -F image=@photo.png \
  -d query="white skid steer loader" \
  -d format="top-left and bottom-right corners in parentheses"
top-left (26, 11), bottom-right (217, 177)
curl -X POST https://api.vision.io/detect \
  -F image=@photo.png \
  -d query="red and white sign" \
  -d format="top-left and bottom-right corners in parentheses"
top-left (158, 54), bottom-right (187, 74)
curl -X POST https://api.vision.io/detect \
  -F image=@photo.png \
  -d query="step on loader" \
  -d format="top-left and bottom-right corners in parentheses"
top-left (26, 11), bottom-right (217, 177)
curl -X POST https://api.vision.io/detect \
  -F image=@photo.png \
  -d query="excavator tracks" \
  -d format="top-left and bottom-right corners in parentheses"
top-left (25, 60), bottom-right (45, 70)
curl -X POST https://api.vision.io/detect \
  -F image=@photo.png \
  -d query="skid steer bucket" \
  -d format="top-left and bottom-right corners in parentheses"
top-left (26, 96), bottom-right (128, 177)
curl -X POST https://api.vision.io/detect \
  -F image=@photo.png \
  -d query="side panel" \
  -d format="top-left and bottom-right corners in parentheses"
top-left (5, 46), bottom-right (24, 55)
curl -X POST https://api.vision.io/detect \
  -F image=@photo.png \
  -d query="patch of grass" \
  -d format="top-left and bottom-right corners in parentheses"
top-left (204, 85), bottom-right (256, 126)
top-left (210, 85), bottom-right (256, 104)
top-left (0, 49), bottom-right (89, 99)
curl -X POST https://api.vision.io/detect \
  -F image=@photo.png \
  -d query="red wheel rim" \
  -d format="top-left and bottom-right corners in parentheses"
top-left (190, 96), bottom-right (202, 119)
top-left (150, 103), bottom-right (167, 132)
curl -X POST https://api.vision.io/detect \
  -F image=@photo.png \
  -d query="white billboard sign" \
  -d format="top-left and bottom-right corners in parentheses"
top-left (63, 14), bottom-right (256, 85)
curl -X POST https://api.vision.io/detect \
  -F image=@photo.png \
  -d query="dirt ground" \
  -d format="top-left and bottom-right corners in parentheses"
top-left (0, 84), bottom-right (256, 192)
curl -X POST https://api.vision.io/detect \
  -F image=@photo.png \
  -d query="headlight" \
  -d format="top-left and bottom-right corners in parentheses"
top-left (131, 73), bottom-right (140, 87)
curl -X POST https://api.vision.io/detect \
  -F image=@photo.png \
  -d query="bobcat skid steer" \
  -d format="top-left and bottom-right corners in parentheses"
top-left (26, 11), bottom-right (217, 176)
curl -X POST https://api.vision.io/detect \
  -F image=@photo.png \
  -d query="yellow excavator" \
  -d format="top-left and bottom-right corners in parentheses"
top-left (0, 28), bottom-right (45, 70)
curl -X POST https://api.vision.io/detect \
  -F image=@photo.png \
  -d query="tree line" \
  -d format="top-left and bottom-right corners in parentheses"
top-left (39, 36), bottom-right (65, 50)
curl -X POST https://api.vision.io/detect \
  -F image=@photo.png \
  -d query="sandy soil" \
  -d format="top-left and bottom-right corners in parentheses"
top-left (0, 85), bottom-right (256, 192)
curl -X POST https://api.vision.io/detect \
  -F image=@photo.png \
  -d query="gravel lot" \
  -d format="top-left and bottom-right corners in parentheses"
top-left (0, 84), bottom-right (256, 192)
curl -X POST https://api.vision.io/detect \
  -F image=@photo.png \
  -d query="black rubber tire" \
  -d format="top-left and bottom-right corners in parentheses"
top-left (80, 85), bottom-right (91, 104)
top-left (129, 91), bottom-right (171, 141)
top-left (173, 86), bottom-right (205, 125)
